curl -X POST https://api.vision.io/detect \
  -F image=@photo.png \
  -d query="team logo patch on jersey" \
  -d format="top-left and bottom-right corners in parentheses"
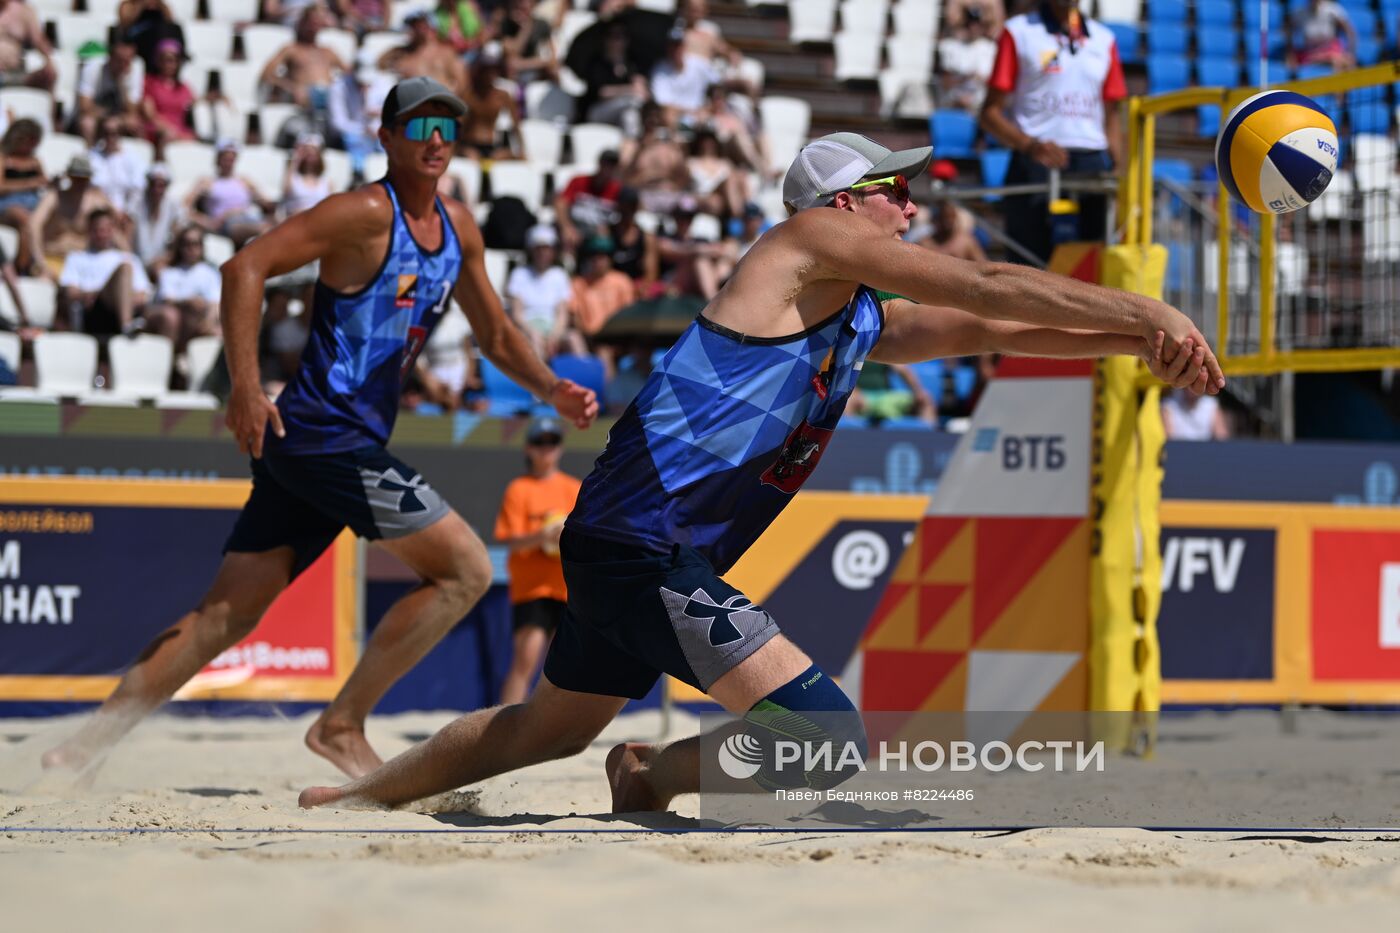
top-left (1039, 49), bottom-right (1063, 74)
top-left (396, 274), bottom-right (419, 308)
top-left (762, 420), bottom-right (835, 494)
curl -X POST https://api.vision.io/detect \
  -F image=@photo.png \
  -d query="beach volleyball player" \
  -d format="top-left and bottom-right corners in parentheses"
top-left (299, 132), bottom-right (1221, 812)
top-left (43, 77), bottom-right (597, 779)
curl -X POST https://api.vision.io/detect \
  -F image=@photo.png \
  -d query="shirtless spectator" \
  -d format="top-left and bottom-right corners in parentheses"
top-left (74, 32), bottom-right (145, 143)
top-left (621, 102), bottom-right (690, 214)
top-left (263, 0), bottom-right (332, 27)
top-left (379, 8), bottom-right (467, 93)
top-left (89, 116), bottom-right (149, 213)
top-left (0, 0), bottom-right (54, 92)
top-left (555, 149), bottom-right (621, 254)
top-left (498, 0), bottom-right (557, 84)
top-left (57, 207), bottom-right (151, 336)
top-left (679, 0), bottom-right (738, 66)
top-left (657, 199), bottom-right (732, 300)
top-left (920, 195), bottom-right (986, 262)
top-left (260, 6), bottom-right (350, 120)
top-left (649, 25), bottom-right (721, 128)
top-left (699, 83), bottom-right (766, 176)
top-left (578, 23), bottom-right (646, 136)
top-left (31, 156), bottom-right (123, 277)
top-left (460, 45), bottom-right (523, 160)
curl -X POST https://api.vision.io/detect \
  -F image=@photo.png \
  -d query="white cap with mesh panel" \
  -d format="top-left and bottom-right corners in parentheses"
top-left (782, 133), bottom-right (934, 214)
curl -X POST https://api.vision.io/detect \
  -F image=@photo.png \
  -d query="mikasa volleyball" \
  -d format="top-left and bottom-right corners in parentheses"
top-left (1215, 89), bottom-right (1338, 214)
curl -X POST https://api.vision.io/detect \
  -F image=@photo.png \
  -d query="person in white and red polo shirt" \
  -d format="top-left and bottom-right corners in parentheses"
top-left (978, 0), bottom-right (1126, 264)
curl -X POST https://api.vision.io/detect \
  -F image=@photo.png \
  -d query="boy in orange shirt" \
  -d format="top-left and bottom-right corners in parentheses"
top-left (494, 417), bottom-right (582, 703)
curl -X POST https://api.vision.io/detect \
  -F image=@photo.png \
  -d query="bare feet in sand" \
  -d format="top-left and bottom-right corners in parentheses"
top-left (305, 715), bottom-right (383, 779)
top-left (298, 784), bottom-right (349, 809)
top-left (606, 742), bottom-right (671, 813)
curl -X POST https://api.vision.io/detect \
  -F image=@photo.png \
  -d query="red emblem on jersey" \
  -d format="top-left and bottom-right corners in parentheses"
top-left (761, 420), bottom-right (834, 494)
top-left (400, 325), bottom-right (427, 380)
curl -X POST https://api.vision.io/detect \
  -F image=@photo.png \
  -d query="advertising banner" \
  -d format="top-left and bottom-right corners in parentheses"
top-left (0, 477), bottom-right (358, 702)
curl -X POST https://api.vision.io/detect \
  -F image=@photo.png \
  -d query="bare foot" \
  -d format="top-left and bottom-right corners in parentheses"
top-left (305, 715), bottom-right (384, 779)
top-left (606, 742), bottom-right (671, 813)
top-left (40, 738), bottom-right (103, 775)
top-left (298, 785), bottom-right (349, 809)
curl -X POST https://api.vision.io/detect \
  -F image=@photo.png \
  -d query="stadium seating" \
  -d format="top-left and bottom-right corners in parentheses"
top-left (569, 123), bottom-right (624, 170)
top-left (0, 331), bottom-right (18, 376)
top-left (479, 358), bottom-right (537, 417)
top-left (520, 119), bottom-right (565, 169)
top-left (1147, 53), bottom-right (1191, 94)
top-left (1147, 23), bottom-right (1190, 55)
top-left (206, 0), bottom-right (259, 21)
top-left (34, 332), bottom-right (98, 397)
top-left (891, 0), bottom-right (940, 37)
top-left (833, 30), bottom-right (882, 81)
top-left (886, 35), bottom-right (935, 78)
top-left (929, 110), bottom-right (978, 159)
top-left (1096, 0), bottom-right (1143, 23)
top-left (105, 334), bottom-right (174, 402)
top-left (759, 96), bottom-right (811, 174)
top-left (789, 0), bottom-right (838, 43)
top-left (1195, 0), bottom-right (1236, 26)
top-left (0, 87), bottom-right (53, 134)
top-left (1147, 0), bottom-right (1188, 24)
top-left (1197, 29), bottom-right (1239, 58)
top-left (980, 148), bottom-right (1012, 199)
top-left (1105, 22), bottom-right (1143, 64)
top-left (488, 162), bottom-right (545, 212)
top-left (550, 354), bottom-right (607, 406)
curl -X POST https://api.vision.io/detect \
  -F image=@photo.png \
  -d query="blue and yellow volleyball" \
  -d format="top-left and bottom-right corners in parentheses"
top-left (1215, 90), bottom-right (1338, 214)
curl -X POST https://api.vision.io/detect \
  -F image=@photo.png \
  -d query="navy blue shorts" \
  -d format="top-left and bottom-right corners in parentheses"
top-left (224, 444), bottom-right (450, 579)
top-left (543, 529), bottom-right (780, 700)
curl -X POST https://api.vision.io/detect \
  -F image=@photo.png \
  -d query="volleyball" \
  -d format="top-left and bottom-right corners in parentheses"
top-left (1215, 90), bottom-right (1338, 215)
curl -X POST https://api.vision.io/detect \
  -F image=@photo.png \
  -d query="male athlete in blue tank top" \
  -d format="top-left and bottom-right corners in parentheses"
top-left (302, 133), bottom-right (1222, 814)
top-left (43, 78), bottom-right (598, 781)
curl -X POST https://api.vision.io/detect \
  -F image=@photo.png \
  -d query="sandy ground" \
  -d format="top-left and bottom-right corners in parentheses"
top-left (3, 710), bottom-right (1400, 932)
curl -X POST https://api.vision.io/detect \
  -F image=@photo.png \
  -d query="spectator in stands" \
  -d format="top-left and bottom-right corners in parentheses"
top-left (130, 162), bottom-right (184, 273)
top-left (433, 0), bottom-right (491, 57)
top-left (0, 117), bottom-right (46, 274)
top-left (978, 0), bottom-right (1126, 265)
top-left (919, 191), bottom-right (987, 262)
top-left (650, 24), bottom-right (721, 128)
top-left (32, 156), bottom-right (122, 277)
top-left (687, 125), bottom-right (745, 221)
top-left (0, 0), bottom-right (55, 92)
top-left (58, 207), bottom-right (151, 335)
top-left (555, 148), bottom-right (621, 253)
top-left (185, 141), bottom-right (276, 247)
top-left (848, 361), bottom-right (938, 427)
top-left (657, 198), bottom-right (731, 300)
top-left (679, 0), bottom-right (738, 66)
top-left (938, 5), bottom-right (998, 113)
top-left (75, 31), bottom-right (145, 143)
top-left (608, 186), bottom-right (658, 294)
top-left (494, 416), bottom-right (581, 705)
top-left (139, 38), bottom-right (196, 145)
top-left (334, 0), bottom-right (394, 35)
top-left (328, 53), bottom-right (387, 177)
top-left (621, 102), bottom-right (689, 214)
top-left (261, 5), bottom-right (351, 134)
top-left (379, 8), bottom-right (468, 93)
top-left (90, 116), bottom-right (148, 213)
top-left (460, 45), bottom-right (524, 159)
top-left (119, 0), bottom-right (187, 71)
top-left (1162, 388), bottom-right (1230, 440)
top-left (569, 233), bottom-right (634, 338)
top-left (143, 224), bottom-right (221, 353)
top-left (263, 0), bottom-right (331, 28)
top-left (945, 0), bottom-right (1004, 40)
top-left (727, 200), bottom-right (765, 261)
top-left (281, 133), bottom-right (333, 217)
top-left (418, 303), bottom-right (475, 407)
top-left (578, 22), bottom-right (647, 136)
top-left (506, 224), bottom-right (577, 357)
top-left (1291, 0), bottom-right (1358, 69)
top-left (699, 83), bottom-right (766, 176)
top-left (499, 0), bottom-right (557, 84)
top-left (0, 236), bottom-right (34, 338)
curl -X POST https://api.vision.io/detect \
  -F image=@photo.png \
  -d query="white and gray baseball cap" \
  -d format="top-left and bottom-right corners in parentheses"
top-left (782, 133), bottom-right (933, 214)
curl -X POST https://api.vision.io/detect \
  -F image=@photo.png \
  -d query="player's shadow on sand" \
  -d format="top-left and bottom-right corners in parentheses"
top-left (176, 787), bottom-right (264, 799)
top-left (428, 809), bottom-right (727, 830)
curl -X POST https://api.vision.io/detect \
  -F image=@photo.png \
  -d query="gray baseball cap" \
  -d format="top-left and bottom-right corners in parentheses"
top-left (782, 133), bottom-right (932, 214)
top-left (381, 75), bottom-right (468, 125)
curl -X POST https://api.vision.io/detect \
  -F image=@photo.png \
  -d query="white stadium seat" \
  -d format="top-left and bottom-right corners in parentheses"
top-left (320, 147), bottom-right (353, 192)
top-left (789, 0), bottom-right (837, 43)
top-left (886, 35), bottom-right (935, 77)
top-left (17, 277), bottom-right (56, 329)
top-left (202, 234), bottom-right (235, 269)
top-left (892, 0), bottom-right (941, 37)
top-left (317, 28), bottom-right (358, 69)
top-left (569, 123), bottom-right (623, 170)
top-left (360, 31), bottom-right (405, 69)
top-left (49, 14), bottom-right (110, 53)
top-left (106, 334), bottom-right (174, 400)
top-left (34, 332), bottom-right (97, 396)
top-left (238, 145), bottom-right (290, 187)
top-left (192, 97), bottom-right (244, 143)
top-left (240, 23), bottom-right (293, 74)
top-left (488, 161), bottom-right (544, 211)
top-left (0, 331), bottom-right (18, 373)
top-left (833, 31), bottom-right (882, 81)
top-left (0, 226), bottom-right (16, 262)
top-left (483, 249), bottom-right (509, 298)
top-left (1308, 168), bottom-right (1353, 222)
top-left (1354, 134), bottom-right (1397, 194)
top-left (36, 132), bottom-right (86, 177)
top-left (1096, 0), bottom-right (1141, 24)
top-left (211, 62), bottom-right (262, 107)
top-left (362, 151), bottom-right (389, 181)
top-left (525, 80), bottom-right (575, 123)
top-left (760, 96), bottom-right (811, 173)
top-left (0, 87), bottom-right (54, 134)
top-left (205, 0), bottom-right (258, 22)
top-left (164, 139), bottom-right (216, 183)
top-left (448, 157), bottom-right (483, 205)
top-left (837, 0), bottom-right (889, 35)
top-left (186, 336), bottom-right (224, 390)
top-left (520, 118), bottom-right (564, 169)
top-left (184, 21), bottom-right (235, 66)
top-left (165, 0), bottom-right (200, 21)
top-left (558, 11), bottom-right (596, 56)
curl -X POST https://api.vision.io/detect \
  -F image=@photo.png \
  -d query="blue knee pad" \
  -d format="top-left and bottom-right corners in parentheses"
top-left (742, 664), bottom-right (868, 792)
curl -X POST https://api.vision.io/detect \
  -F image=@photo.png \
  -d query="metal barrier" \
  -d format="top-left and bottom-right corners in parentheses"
top-left (1122, 61), bottom-right (1400, 375)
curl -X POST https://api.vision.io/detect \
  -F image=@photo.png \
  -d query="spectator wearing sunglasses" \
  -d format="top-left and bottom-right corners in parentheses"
top-left (145, 225), bottom-right (221, 354)
top-left (494, 416), bottom-right (583, 704)
top-left (978, 0), bottom-right (1125, 265)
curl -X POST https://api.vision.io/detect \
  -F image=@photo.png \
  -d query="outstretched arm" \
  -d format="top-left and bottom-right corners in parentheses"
top-left (872, 300), bottom-right (1212, 394)
top-left (792, 210), bottom-right (1224, 392)
top-left (445, 200), bottom-right (597, 427)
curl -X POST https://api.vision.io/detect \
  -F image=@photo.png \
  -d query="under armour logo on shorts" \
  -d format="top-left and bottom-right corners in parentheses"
top-left (660, 587), bottom-right (767, 647)
top-left (376, 468), bottom-right (430, 513)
